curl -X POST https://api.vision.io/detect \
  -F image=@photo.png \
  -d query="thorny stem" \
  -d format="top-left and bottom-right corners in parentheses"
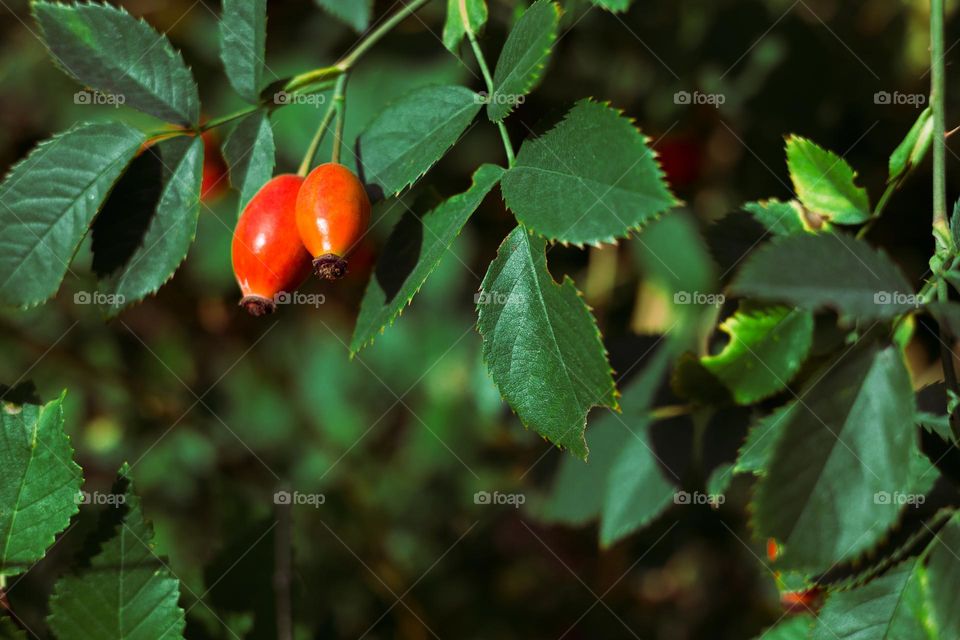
top-left (462, 5), bottom-right (516, 166)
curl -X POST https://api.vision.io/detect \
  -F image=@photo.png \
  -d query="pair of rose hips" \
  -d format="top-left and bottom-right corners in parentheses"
top-left (231, 163), bottom-right (371, 316)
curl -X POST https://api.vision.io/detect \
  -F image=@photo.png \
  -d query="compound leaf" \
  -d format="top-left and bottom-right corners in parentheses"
top-left (352, 164), bottom-right (504, 354)
top-left (752, 344), bottom-right (917, 571)
top-left (0, 394), bottom-right (82, 576)
top-left (33, 1), bottom-right (199, 125)
top-left (0, 122), bottom-right (144, 309)
top-left (488, 0), bottom-right (559, 122)
top-left (359, 85), bottom-right (482, 196)
top-left (219, 0), bottom-right (267, 104)
top-left (786, 135), bottom-right (869, 225)
top-left (501, 99), bottom-right (676, 245)
top-left (47, 465), bottom-right (186, 640)
top-left (730, 233), bottom-right (914, 320)
top-left (223, 110), bottom-right (276, 212)
top-left (477, 226), bottom-right (616, 458)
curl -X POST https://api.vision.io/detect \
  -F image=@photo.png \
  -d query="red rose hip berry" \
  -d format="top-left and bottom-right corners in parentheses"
top-left (231, 175), bottom-right (314, 316)
top-left (295, 162), bottom-right (371, 280)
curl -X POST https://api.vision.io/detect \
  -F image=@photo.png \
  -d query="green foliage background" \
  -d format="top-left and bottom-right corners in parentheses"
top-left (0, 0), bottom-right (956, 638)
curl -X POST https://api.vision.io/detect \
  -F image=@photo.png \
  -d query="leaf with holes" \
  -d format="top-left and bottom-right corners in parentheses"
top-left (443, 0), bottom-right (488, 51)
top-left (359, 85), bottom-right (482, 196)
top-left (223, 111), bottom-right (276, 212)
top-left (33, 2), bottom-right (199, 125)
top-left (0, 122), bottom-right (144, 309)
top-left (219, 0), bottom-right (267, 104)
top-left (752, 343), bottom-right (916, 571)
top-left (0, 393), bottom-right (82, 577)
top-left (487, 0), bottom-right (559, 122)
top-left (47, 464), bottom-right (186, 640)
top-left (95, 136), bottom-right (204, 316)
top-left (477, 226), bottom-right (616, 458)
top-left (730, 233), bottom-right (914, 320)
top-left (701, 305), bottom-right (814, 405)
top-left (786, 135), bottom-right (870, 225)
top-left (501, 99), bottom-right (677, 245)
top-left (352, 164), bottom-right (503, 354)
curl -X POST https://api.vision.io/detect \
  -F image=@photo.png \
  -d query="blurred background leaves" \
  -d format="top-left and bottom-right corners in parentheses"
top-left (0, 0), bottom-right (955, 637)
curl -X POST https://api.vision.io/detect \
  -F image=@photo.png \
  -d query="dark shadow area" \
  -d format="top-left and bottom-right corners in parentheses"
top-left (374, 210), bottom-right (424, 303)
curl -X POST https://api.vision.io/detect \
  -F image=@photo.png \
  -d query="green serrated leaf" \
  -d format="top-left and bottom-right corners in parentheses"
top-left (743, 199), bottom-right (808, 236)
top-left (33, 2), bottom-right (199, 125)
top-left (600, 423), bottom-right (676, 546)
top-left (753, 343), bottom-right (917, 572)
top-left (477, 226), bottom-right (616, 458)
top-left (223, 111), bottom-right (276, 212)
top-left (501, 99), bottom-right (677, 245)
top-left (589, 0), bottom-right (631, 11)
top-left (785, 135), bottom-right (870, 225)
top-left (219, 0), bottom-right (267, 104)
top-left (813, 559), bottom-right (932, 640)
top-left (47, 465), bottom-right (186, 640)
top-left (315, 0), bottom-right (373, 32)
top-left (359, 85), bottom-right (482, 196)
top-left (540, 339), bottom-right (674, 525)
top-left (443, 0), bottom-right (488, 51)
top-left (352, 164), bottom-right (503, 354)
top-left (487, 0), bottom-right (559, 122)
top-left (730, 233), bottom-right (915, 320)
top-left (0, 122), bottom-right (144, 309)
top-left (98, 137), bottom-right (204, 315)
top-left (0, 394), bottom-right (82, 577)
top-left (927, 515), bottom-right (960, 639)
top-left (702, 306), bottom-right (814, 405)
top-left (889, 107), bottom-right (933, 186)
